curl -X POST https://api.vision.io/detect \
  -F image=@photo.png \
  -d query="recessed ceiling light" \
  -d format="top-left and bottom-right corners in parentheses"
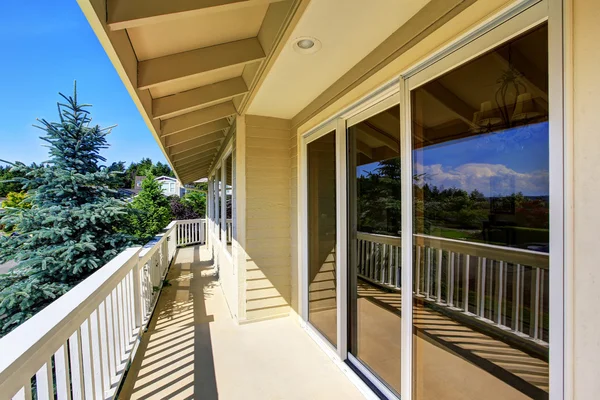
top-left (292, 36), bottom-right (321, 54)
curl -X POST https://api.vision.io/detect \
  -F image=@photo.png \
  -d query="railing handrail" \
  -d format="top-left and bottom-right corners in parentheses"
top-left (357, 231), bottom-right (548, 269)
top-left (0, 221), bottom-right (186, 399)
top-left (139, 222), bottom-right (176, 265)
top-left (0, 247), bottom-right (141, 396)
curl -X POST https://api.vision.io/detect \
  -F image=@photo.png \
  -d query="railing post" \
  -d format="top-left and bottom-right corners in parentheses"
top-left (132, 258), bottom-right (142, 330)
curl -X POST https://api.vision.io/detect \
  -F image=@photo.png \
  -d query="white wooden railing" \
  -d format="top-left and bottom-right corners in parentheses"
top-left (0, 222), bottom-right (179, 400)
top-left (176, 218), bottom-right (206, 247)
top-left (357, 231), bottom-right (549, 345)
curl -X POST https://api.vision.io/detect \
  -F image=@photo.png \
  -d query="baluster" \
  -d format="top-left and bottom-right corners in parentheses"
top-left (68, 331), bottom-right (84, 400)
top-left (381, 243), bottom-right (387, 283)
top-left (115, 284), bottom-right (127, 359)
top-left (35, 359), bottom-right (53, 400)
top-left (104, 295), bottom-right (117, 381)
top-left (388, 244), bottom-right (394, 286)
top-left (97, 303), bottom-right (111, 394)
top-left (476, 258), bottom-right (486, 318)
top-left (363, 240), bottom-right (368, 276)
top-left (121, 280), bottom-right (131, 349)
top-left (496, 261), bottom-right (504, 325)
top-left (415, 245), bottom-right (421, 295)
top-left (463, 254), bottom-right (470, 313)
top-left (54, 344), bottom-right (71, 400)
top-left (111, 288), bottom-right (123, 364)
top-left (80, 321), bottom-right (96, 399)
top-left (531, 267), bottom-right (542, 340)
top-left (13, 381), bottom-right (33, 400)
top-left (487, 260), bottom-right (494, 320)
top-left (540, 269), bottom-right (546, 340)
top-left (436, 249), bottom-right (443, 303)
top-left (512, 264), bottom-right (521, 332)
top-left (90, 310), bottom-right (105, 399)
top-left (425, 247), bottom-right (432, 299)
top-left (448, 252), bottom-right (455, 306)
top-left (503, 263), bottom-right (508, 326)
top-left (396, 246), bottom-right (401, 288)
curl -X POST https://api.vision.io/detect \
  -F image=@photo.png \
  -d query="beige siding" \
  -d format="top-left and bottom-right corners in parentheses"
top-left (290, 127), bottom-right (299, 314)
top-left (242, 115), bottom-right (293, 321)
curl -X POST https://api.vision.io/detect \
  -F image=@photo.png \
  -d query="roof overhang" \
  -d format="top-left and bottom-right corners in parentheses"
top-left (76, 0), bottom-right (309, 183)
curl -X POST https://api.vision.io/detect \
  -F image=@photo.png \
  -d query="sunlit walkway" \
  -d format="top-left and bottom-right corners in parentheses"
top-left (119, 245), bottom-right (365, 400)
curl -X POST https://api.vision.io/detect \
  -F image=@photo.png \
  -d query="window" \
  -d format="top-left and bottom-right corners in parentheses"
top-left (225, 153), bottom-right (233, 252)
top-left (307, 130), bottom-right (337, 347)
top-left (410, 24), bottom-right (549, 400)
top-left (347, 104), bottom-right (401, 395)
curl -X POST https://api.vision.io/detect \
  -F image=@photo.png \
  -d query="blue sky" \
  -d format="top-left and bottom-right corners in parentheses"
top-left (358, 122), bottom-right (549, 196)
top-left (0, 1), bottom-right (167, 167)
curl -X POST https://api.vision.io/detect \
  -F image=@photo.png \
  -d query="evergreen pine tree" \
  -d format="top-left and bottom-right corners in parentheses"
top-left (128, 174), bottom-right (172, 241)
top-left (0, 85), bottom-right (132, 336)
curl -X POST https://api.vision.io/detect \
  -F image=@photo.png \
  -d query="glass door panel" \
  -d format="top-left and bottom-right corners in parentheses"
top-left (348, 104), bottom-right (401, 396)
top-left (307, 130), bottom-right (338, 347)
top-left (411, 24), bottom-right (549, 400)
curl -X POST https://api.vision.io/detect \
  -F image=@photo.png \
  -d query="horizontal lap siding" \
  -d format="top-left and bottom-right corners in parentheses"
top-left (290, 129), bottom-right (299, 314)
top-left (244, 116), bottom-right (292, 320)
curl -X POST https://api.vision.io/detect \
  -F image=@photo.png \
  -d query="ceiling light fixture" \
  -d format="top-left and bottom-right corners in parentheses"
top-left (292, 36), bottom-right (321, 54)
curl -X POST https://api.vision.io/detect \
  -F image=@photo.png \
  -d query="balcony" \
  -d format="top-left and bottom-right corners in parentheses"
top-left (0, 219), bottom-right (550, 399)
top-left (0, 220), bottom-right (364, 400)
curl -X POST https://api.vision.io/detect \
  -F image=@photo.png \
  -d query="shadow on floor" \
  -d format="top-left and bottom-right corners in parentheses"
top-left (119, 246), bottom-right (219, 399)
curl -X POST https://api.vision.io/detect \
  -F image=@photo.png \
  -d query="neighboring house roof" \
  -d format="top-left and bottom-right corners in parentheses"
top-left (155, 176), bottom-right (177, 182)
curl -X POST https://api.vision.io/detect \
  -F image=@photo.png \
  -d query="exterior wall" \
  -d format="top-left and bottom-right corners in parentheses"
top-left (572, 0), bottom-right (600, 397)
top-left (290, 128), bottom-right (299, 315)
top-left (242, 115), bottom-right (293, 321)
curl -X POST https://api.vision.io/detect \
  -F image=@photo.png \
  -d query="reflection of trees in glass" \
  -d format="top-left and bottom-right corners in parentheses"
top-left (357, 158), bottom-right (401, 236)
top-left (357, 158), bottom-right (549, 249)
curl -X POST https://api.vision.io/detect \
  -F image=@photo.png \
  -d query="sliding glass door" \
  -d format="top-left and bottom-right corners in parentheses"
top-left (347, 102), bottom-right (402, 396)
top-left (307, 129), bottom-right (338, 347)
top-left (409, 23), bottom-right (550, 400)
top-left (301, 3), bottom-right (558, 399)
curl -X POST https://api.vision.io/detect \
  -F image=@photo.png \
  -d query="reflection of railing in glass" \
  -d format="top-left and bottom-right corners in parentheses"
top-left (356, 231), bottom-right (549, 346)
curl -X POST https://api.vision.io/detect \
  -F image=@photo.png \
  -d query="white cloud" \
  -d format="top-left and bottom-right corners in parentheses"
top-left (415, 163), bottom-right (549, 196)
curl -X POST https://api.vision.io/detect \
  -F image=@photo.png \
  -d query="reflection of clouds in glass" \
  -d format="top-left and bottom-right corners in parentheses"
top-left (416, 163), bottom-right (549, 196)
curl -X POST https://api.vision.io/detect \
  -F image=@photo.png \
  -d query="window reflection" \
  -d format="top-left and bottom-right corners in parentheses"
top-left (307, 131), bottom-right (337, 347)
top-left (348, 105), bottom-right (401, 395)
top-left (412, 24), bottom-right (549, 399)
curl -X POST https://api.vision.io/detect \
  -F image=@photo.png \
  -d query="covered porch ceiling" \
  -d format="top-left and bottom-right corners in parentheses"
top-left (77, 0), bottom-right (308, 183)
top-left (79, 0), bottom-right (477, 183)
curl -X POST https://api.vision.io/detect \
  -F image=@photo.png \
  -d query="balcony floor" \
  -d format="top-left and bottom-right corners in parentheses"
top-left (119, 245), bottom-right (365, 400)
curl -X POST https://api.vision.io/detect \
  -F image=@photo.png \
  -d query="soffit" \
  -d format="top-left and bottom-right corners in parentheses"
top-left (148, 64), bottom-right (246, 98)
top-left (247, 0), bottom-right (432, 119)
top-left (128, 5), bottom-right (269, 61)
top-left (78, 0), bottom-right (309, 183)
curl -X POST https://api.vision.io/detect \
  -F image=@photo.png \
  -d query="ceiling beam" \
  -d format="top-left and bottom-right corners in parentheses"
top-left (180, 170), bottom-right (209, 184)
top-left (356, 140), bottom-right (372, 159)
top-left (178, 166), bottom-right (212, 179)
top-left (179, 170), bottom-right (209, 182)
top-left (107, 0), bottom-right (286, 31)
top-left (174, 154), bottom-right (215, 169)
top-left (421, 81), bottom-right (477, 127)
top-left (171, 146), bottom-right (219, 163)
top-left (357, 123), bottom-right (399, 152)
top-left (170, 140), bottom-right (221, 157)
top-left (178, 161), bottom-right (213, 174)
top-left (161, 102), bottom-right (237, 136)
top-left (153, 77), bottom-right (248, 119)
top-left (164, 121), bottom-right (228, 148)
top-left (138, 38), bottom-right (265, 90)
